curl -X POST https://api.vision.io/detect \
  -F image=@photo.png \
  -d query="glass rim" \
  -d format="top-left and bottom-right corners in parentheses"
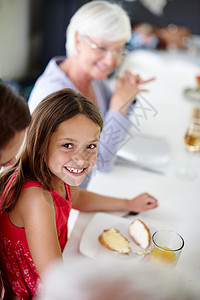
top-left (152, 230), bottom-right (185, 252)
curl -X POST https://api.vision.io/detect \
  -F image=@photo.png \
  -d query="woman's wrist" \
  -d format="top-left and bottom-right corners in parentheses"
top-left (109, 95), bottom-right (129, 115)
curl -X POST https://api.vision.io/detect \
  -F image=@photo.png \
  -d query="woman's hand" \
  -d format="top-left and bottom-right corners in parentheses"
top-left (110, 70), bottom-right (155, 115)
top-left (126, 192), bottom-right (158, 213)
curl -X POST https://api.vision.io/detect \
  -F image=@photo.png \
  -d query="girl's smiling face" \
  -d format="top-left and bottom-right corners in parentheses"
top-left (47, 114), bottom-right (100, 188)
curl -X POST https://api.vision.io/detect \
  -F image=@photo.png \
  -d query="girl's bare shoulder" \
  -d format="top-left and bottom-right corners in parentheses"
top-left (9, 186), bottom-right (54, 228)
top-left (19, 186), bottom-right (53, 207)
top-left (17, 186), bottom-right (54, 223)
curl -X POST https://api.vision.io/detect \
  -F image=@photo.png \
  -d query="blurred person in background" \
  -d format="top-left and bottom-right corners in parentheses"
top-left (28, 1), bottom-right (155, 188)
top-left (40, 256), bottom-right (200, 300)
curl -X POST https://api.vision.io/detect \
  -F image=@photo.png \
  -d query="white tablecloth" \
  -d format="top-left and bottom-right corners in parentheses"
top-left (64, 49), bottom-right (200, 288)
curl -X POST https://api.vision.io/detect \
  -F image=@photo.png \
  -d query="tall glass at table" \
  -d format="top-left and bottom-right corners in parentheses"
top-left (176, 121), bottom-right (200, 180)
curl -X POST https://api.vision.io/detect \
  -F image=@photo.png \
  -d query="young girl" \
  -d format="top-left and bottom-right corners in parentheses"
top-left (0, 88), bottom-right (158, 299)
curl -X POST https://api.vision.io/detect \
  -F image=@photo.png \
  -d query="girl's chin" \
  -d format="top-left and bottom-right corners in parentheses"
top-left (63, 174), bottom-right (87, 187)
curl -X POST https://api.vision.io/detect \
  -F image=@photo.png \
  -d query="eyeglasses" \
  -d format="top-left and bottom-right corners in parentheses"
top-left (81, 35), bottom-right (128, 58)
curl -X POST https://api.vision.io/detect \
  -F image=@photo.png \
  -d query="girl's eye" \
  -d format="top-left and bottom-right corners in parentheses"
top-left (87, 144), bottom-right (96, 149)
top-left (64, 143), bottom-right (73, 149)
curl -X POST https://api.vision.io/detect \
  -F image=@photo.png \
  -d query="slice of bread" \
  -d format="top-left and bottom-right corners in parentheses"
top-left (99, 228), bottom-right (131, 254)
top-left (129, 219), bottom-right (151, 250)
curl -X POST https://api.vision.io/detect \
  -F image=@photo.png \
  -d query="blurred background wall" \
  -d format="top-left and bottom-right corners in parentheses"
top-left (0, 0), bottom-right (82, 82)
top-left (0, 0), bottom-right (199, 99)
top-left (0, 0), bottom-right (30, 79)
top-left (123, 0), bottom-right (200, 34)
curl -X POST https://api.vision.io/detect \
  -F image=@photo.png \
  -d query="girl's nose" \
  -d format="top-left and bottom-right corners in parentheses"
top-left (73, 150), bottom-right (87, 166)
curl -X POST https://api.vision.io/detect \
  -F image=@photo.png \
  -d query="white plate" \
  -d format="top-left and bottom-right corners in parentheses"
top-left (79, 212), bottom-right (152, 259)
top-left (117, 133), bottom-right (170, 168)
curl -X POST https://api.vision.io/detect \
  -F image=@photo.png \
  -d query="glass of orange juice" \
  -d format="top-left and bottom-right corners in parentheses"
top-left (150, 230), bottom-right (184, 267)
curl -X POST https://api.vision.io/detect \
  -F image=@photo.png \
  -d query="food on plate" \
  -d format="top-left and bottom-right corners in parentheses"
top-left (129, 219), bottom-right (151, 250)
top-left (98, 219), bottom-right (150, 254)
top-left (98, 228), bottom-right (131, 254)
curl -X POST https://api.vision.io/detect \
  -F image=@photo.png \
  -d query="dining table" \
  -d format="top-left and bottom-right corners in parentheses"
top-left (63, 47), bottom-right (200, 290)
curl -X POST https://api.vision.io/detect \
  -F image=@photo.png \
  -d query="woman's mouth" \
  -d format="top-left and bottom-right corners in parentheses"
top-left (96, 63), bottom-right (111, 74)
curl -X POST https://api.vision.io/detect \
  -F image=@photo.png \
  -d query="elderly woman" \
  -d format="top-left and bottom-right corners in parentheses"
top-left (28, 1), bottom-right (154, 188)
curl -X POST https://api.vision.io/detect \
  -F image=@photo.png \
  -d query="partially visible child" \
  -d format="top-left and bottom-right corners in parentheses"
top-left (0, 80), bottom-right (31, 170)
top-left (0, 80), bottom-right (31, 299)
top-left (0, 88), bottom-right (158, 299)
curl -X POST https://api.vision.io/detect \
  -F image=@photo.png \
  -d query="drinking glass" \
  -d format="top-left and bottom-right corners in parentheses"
top-left (150, 230), bottom-right (184, 267)
top-left (176, 122), bottom-right (200, 180)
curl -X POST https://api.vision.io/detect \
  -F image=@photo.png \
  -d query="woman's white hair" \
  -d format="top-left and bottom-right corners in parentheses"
top-left (66, 1), bottom-right (132, 57)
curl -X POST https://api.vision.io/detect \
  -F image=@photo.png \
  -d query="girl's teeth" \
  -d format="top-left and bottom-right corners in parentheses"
top-left (67, 167), bottom-right (84, 173)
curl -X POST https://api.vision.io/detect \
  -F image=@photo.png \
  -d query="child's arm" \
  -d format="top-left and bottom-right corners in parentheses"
top-left (17, 187), bottom-right (62, 278)
top-left (71, 187), bottom-right (158, 213)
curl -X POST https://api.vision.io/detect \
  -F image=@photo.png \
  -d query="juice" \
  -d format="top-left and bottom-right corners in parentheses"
top-left (150, 247), bottom-right (177, 266)
top-left (184, 124), bottom-right (200, 152)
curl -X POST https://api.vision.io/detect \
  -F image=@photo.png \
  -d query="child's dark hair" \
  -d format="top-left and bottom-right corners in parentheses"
top-left (0, 88), bottom-right (103, 212)
top-left (0, 80), bottom-right (31, 150)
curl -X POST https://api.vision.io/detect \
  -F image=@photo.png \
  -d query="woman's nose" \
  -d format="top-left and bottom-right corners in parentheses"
top-left (103, 51), bottom-right (116, 66)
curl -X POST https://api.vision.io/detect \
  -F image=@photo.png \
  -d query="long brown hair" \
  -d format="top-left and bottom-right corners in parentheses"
top-left (0, 80), bottom-right (31, 151)
top-left (0, 88), bottom-right (103, 212)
